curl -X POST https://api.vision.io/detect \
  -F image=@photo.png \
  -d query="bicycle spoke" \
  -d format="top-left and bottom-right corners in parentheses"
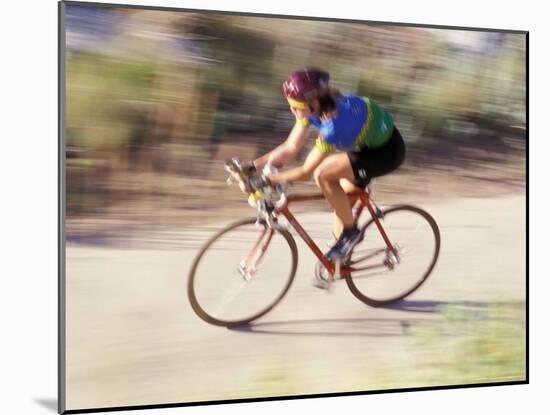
top-left (211, 274), bottom-right (252, 317)
top-left (347, 269), bottom-right (391, 280)
top-left (391, 218), bottom-right (430, 258)
top-left (349, 247), bottom-right (386, 265)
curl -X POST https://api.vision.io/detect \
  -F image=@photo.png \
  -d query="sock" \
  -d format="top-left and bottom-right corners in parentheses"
top-left (342, 225), bottom-right (357, 233)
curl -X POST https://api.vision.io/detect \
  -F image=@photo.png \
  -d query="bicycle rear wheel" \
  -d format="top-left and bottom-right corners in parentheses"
top-left (188, 218), bottom-right (298, 327)
top-left (346, 205), bottom-right (440, 307)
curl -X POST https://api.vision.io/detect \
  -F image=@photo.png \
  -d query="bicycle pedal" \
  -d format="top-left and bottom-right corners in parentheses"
top-left (312, 277), bottom-right (335, 292)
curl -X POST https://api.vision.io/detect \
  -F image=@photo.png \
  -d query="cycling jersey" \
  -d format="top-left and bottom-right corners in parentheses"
top-left (303, 95), bottom-right (394, 153)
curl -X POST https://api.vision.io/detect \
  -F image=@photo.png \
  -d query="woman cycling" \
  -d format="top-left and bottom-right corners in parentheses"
top-left (249, 68), bottom-right (406, 262)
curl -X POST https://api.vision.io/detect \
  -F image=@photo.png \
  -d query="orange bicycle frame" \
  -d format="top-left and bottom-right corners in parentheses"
top-left (273, 189), bottom-right (399, 278)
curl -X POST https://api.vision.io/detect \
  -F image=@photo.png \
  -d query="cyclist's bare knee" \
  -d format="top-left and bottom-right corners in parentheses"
top-left (314, 163), bottom-right (334, 188)
top-left (314, 158), bottom-right (343, 188)
top-left (340, 178), bottom-right (361, 194)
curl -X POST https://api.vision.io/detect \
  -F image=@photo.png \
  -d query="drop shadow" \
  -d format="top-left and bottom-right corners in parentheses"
top-left (382, 299), bottom-right (449, 313)
top-left (228, 299), bottom-right (525, 337)
top-left (34, 398), bottom-right (57, 412)
top-left (229, 317), bottom-right (426, 337)
top-left (382, 299), bottom-right (524, 313)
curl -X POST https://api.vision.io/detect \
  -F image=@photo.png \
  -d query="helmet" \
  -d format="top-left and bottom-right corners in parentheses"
top-left (283, 68), bottom-right (330, 109)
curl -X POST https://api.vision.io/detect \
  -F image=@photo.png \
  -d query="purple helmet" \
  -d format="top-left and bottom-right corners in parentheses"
top-left (283, 68), bottom-right (330, 108)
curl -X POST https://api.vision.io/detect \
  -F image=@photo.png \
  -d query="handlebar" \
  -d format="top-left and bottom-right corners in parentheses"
top-left (224, 157), bottom-right (288, 229)
top-left (224, 157), bottom-right (281, 195)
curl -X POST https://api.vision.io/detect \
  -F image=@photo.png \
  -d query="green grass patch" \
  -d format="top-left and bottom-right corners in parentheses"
top-left (410, 302), bottom-right (526, 386)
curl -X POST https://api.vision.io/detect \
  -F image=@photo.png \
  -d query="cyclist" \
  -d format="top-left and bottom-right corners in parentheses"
top-left (248, 68), bottom-right (405, 262)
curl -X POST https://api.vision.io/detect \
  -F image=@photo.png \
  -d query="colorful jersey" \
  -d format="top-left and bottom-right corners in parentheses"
top-left (304, 95), bottom-right (394, 153)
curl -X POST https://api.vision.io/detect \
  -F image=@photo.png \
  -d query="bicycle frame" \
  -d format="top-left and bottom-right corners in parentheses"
top-left (192, 162), bottom-right (441, 326)
top-left (271, 189), bottom-right (399, 279)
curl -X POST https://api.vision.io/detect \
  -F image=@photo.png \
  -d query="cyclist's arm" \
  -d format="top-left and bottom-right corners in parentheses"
top-left (253, 120), bottom-right (310, 169)
top-left (269, 146), bottom-right (326, 185)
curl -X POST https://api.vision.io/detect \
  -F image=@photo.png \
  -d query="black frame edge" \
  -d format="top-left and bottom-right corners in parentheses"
top-left (63, 380), bottom-right (528, 414)
top-left (58, 1), bottom-right (67, 414)
top-left (525, 31), bottom-right (529, 385)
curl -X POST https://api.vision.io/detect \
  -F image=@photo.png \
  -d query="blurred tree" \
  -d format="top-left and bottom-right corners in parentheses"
top-left (64, 5), bottom-right (526, 219)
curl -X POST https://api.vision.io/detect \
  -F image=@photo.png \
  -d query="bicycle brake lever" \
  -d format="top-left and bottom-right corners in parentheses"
top-left (223, 159), bottom-right (234, 172)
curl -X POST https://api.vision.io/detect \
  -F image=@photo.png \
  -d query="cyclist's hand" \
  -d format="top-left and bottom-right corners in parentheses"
top-left (236, 174), bottom-right (270, 196)
top-left (241, 161), bottom-right (257, 176)
top-left (248, 174), bottom-right (271, 191)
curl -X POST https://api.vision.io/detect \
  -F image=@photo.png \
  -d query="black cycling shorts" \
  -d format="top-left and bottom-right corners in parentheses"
top-left (347, 126), bottom-right (406, 188)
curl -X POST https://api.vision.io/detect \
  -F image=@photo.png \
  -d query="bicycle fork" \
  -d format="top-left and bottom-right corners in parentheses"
top-left (238, 227), bottom-right (274, 281)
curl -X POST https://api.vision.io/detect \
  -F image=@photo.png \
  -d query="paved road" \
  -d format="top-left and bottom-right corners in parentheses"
top-left (65, 194), bottom-right (526, 411)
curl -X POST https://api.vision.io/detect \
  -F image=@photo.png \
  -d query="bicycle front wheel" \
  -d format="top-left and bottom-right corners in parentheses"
top-left (346, 205), bottom-right (440, 307)
top-left (188, 218), bottom-right (298, 327)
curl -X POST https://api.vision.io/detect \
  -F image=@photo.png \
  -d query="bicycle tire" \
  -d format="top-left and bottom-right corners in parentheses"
top-left (346, 205), bottom-right (440, 307)
top-left (188, 218), bottom-right (298, 327)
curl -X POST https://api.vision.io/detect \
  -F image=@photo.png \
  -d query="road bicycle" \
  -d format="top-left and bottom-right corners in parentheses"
top-left (188, 158), bottom-right (440, 327)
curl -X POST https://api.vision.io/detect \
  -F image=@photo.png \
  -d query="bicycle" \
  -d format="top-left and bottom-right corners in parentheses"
top-left (188, 158), bottom-right (441, 327)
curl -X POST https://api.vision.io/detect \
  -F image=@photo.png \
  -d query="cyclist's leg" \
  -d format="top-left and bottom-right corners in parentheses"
top-left (340, 178), bottom-right (363, 227)
top-left (313, 153), bottom-right (356, 239)
top-left (340, 178), bottom-right (362, 207)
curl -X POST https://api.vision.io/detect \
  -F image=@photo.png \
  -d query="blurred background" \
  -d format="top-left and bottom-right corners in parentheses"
top-left (64, 4), bottom-right (526, 243)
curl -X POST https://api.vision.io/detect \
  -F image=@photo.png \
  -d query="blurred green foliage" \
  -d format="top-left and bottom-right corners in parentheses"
top-left (411, 302), bottom-right (526, 385)
top-left (64, 6), bottom-right (526, 218)
top-left (344, 302), bottom-right (526, 392)
top-left (67, 52), bottom-right (156, 151)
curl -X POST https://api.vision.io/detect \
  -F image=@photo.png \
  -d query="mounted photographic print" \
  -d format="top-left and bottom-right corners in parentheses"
top-left (59, 0), bottom-right (527, 413)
